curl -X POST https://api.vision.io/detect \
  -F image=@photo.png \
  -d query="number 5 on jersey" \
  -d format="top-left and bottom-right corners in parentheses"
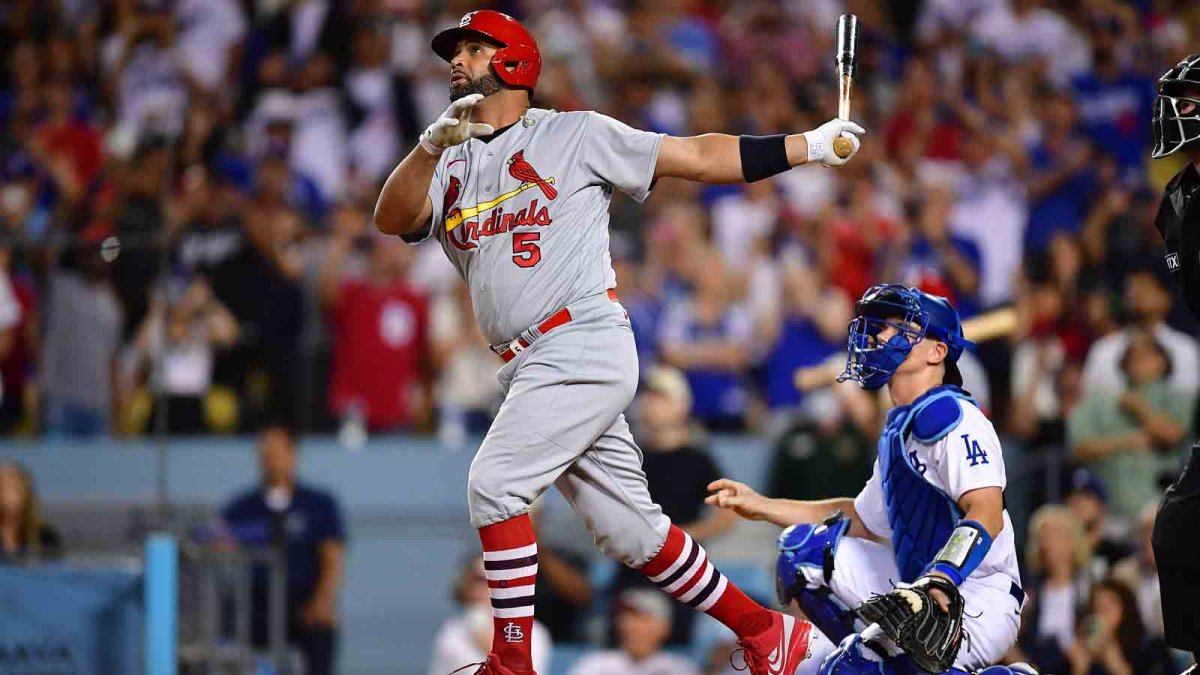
top-left (961, 433), bottom-right (989, 466)
top-left (513, 232), bottom-right (541, 268)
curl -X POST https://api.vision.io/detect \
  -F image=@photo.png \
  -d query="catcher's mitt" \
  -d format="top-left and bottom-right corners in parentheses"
top-left (855, 574), bottom-right (965, 673)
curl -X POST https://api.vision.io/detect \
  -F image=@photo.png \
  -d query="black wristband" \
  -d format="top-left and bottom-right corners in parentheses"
top-left (739, 134), bottom-right (791, 183)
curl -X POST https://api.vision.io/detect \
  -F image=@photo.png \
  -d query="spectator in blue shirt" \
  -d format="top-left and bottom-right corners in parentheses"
top-left (886, 186), bottom-right (983, 319)
top-left (222, 426), bottom-right (346, 675)
top-left (1024, 92), bottom-right (1097, 251)
top-left (1070, 16), bottom-right (1156, 183)
top-left (659, 249), bottom-right (752, 430)
top-left (760, 265), bottom-right (849, 416)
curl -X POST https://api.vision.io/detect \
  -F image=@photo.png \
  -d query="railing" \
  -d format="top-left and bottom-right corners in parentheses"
top-left (177, 542), bottom-right (299, 675)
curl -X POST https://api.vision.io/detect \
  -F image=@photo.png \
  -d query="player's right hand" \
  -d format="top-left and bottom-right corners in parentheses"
top-left (802, 118), bottom-right (864, 167)
top-left (705, 478), bottom-right (769, 521)
top-left (419, 93), bottom-right (496, 156)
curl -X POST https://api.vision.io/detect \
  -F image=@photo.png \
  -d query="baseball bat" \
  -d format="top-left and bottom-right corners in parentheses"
top-left (833, 14), bottom-right (859, 159)
top-left (792, 307), bottom-right (1018, 392)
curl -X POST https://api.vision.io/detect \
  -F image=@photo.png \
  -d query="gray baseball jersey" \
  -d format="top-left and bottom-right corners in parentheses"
top-left (406, 108), bottom-right (663, 345)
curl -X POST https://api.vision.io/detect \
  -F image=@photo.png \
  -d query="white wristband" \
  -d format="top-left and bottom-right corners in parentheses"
top-left (802, 130), bottom-right (825, 163)
top-left (419, 131), bottom-right (444, 157)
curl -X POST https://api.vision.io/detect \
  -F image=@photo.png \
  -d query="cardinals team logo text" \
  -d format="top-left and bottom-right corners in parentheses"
top-left (444, 149), bottom-right (557, 250)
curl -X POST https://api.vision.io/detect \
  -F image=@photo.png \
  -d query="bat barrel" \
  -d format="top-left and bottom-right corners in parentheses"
top-left (836, 14), bottom-right (859, 78)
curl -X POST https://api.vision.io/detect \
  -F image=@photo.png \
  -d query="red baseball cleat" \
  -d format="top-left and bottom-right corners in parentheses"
top-left (449, 653), bottom-right (535, 675)
top-left (734, 612), bottom-right (814, 675)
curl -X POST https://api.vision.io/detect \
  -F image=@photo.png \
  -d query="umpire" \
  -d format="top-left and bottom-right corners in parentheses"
top-left (1150, 53), bottom-right (1200, 662)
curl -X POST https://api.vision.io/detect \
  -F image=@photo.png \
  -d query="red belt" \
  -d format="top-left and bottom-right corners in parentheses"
top-left (494, 289), bottom-right (619, 363)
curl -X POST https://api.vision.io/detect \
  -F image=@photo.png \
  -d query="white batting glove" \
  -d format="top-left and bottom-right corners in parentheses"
top-left (419, 93), bottom-right (496, 156)
top-left (802, 119), bottom-right (865, 167)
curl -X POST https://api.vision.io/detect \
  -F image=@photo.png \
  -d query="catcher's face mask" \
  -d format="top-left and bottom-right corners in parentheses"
top-left (839, 285), bottom-right (927, 391)
top-left (1153, 54), bottom-right (1200, 159)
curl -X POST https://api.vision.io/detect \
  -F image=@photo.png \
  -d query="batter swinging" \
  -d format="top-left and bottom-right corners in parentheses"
top-left (375, 11), bottom-right (862, 675)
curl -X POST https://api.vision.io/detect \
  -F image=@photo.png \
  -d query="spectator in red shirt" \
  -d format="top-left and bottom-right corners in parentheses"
top-left (29, 79), bottom-right (102, 197)
top-left (319, 207), bottom-right (431, 431)
top-left (0, 241), bottom-right (36, 433)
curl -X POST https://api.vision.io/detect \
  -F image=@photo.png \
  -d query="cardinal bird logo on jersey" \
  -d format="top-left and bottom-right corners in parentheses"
top-left (508, 150), bottom-right (557, 200)
top-left (443, 175), bottom-right (462, 214)
top-left (444, 149), bottom-right (556, 251)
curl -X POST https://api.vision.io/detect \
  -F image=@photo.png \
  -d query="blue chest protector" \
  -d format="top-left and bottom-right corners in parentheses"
top-left (879, 385), bottom-right (977, 583)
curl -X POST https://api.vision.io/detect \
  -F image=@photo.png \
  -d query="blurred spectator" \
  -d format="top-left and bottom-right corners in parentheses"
top-left (948, 124), bottom-right (1028, 308)
top-left (709, 180), bottom-right (778, 275)
top-left (0, 462), bottom-right (61, 562)
top-left (0, 242), bottom-right (37, 433)
top-left (253, 0), bottom-right (351, 204)
top-left (428, 554), bottom-right (552, 675)
top-left (570, 588), bottom-right (699, 675)
top-left (320, 213), bottom-right (431, 432)
top-left (823, 173), bottom-right (901, 301)
top-left (0, 241), bottom-right (25, 425)
top-left (1008, 275), bottom-right (1090, 453)
top-left (610, 366), bottom-right (736, 644)
top-left (529, 497), bottom-right (594, 644)
top-left (659, 250), bottom-right (751, 430)
top-left (1112, 503), bottom-right (1165, 640)
top-left (758, 265), bottom-right (849, 418)
top-left (111, 137), bottom-right (170, 339)
top-left (1082, 269), bottom-right (1200, 397)
top-left (1011, 505), bottom-right (1093, 674)
top-left (430, 281), bottom-right (500, 443)
top-left (223, 181), bottom-right (305, 427)
top-left (887, 185), bottom-right (982, 317)
top-left (765, 386), bottom-right (877, 502)
top-left (1066, 578), bottom-right (1174, 675)
top-left (1065, 468), bottom-right (1132, 575)
top-left (971, 0), bottom-right (1090, 82)
top-left (123, 277), bottom-right (238, 434)
top-left (1069, 329), bottom-right (1193, 523)
top-left (222, 426), bottom-right (345, 675)
top-left (1069, 13), bottom-right (1156, 184)
top-left (101, 4), bottom-right (188, 142)
top-left (173, 0), bottom-right (247, 97)
top-left (41, 229), bottom-right (122, 437)
top-left (31, 78), bottom-right (102, 192)
top-left (344, 23), bottom-right (408, 189)
top-left (1022, 92), bottom-right (1095, 252)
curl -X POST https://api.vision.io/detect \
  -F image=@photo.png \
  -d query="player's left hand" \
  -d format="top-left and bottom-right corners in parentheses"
top-left (856, 573), bottom-right (965, 674)
top-left (802, 118), bottom-right (864, 167)
top-left (418, 93), bottom-right (496, 156)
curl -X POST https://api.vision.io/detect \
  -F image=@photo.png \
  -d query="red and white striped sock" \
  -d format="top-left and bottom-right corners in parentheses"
top-left (478, 515), bottom-right (537, 672)
top-left (640, 525), bottom-right (773, 638)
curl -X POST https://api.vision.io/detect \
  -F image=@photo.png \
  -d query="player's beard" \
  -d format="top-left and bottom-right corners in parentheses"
top-left (450, 72), bottom-right (503, 102)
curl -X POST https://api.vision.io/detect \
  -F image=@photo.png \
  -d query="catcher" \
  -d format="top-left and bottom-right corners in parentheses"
top-left (708, 285), bottom-right (1033, 674)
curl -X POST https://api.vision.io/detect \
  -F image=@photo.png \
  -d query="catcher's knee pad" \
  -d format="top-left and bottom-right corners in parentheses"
top-left (776, 512), bottom-right (857, 643)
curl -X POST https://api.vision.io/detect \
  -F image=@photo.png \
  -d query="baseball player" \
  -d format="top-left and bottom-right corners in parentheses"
top-left (373, 10), bottom-right (863, 675)
top-left (1150, 53), bottom-right (1200, 664)
top-left (707, 285), bottom-right (1032, 674)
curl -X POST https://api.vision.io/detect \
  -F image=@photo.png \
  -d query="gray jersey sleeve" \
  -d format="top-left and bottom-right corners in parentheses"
top-left (401, 159), bottom-right (446, 244)
top-left (582, 112), bottom-right (663, 203)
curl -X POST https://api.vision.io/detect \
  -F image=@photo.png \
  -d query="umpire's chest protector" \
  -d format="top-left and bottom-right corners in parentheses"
top-left (879, 385), bottom-right (976, 583)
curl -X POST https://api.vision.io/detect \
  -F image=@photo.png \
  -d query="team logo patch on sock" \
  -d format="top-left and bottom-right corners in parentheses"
top-left (503, 622), bottom-right (525, 643)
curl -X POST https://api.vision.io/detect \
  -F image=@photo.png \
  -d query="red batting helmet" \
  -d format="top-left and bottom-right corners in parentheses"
top-left (432, 10), bottom-right (542, 91)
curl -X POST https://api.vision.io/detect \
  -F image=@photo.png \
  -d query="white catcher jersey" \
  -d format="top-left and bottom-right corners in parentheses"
top-left (853, 401), bottom-right (1022, 589)
top-left (406, 108), bottom-right (663, 345)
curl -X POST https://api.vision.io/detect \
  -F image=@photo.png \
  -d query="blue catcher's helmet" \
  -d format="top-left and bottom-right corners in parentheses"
top-left (838, 284), bottom-right (973, 391)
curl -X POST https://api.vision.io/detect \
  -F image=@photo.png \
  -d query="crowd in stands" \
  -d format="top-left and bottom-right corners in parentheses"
top-left (4, 0), bottom-right (1200, 672)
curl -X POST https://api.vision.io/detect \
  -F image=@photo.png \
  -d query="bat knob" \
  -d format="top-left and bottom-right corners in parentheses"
top-left (833, 136), bottom-right (855, 159)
